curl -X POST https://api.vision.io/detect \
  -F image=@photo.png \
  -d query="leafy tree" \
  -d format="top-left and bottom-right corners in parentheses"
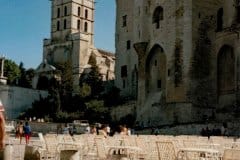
top-left (54, 61), bottom-right (73, 95)
top-left (18, 62), bottom-right (35, 88)
top-left (79, 65), bottom-right (103, 98)
top-left (37, 75), bottom-right (49, 90)
top-left (4, 59), bottom-right (20, 85)
top-left (85, 100), bottom-right (110, 123)
top-left (79, 83), bottom-right (91, 99)
top-left (103, 86), bottom-right (122, 107)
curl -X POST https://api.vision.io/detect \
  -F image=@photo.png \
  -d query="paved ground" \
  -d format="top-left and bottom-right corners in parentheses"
top-left (4, 135), bottom-right (41, 160)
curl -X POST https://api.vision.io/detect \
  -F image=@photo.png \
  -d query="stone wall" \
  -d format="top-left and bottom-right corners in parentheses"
top-left (115, 0), bottom-right (240, 128)
top-left (110, 101), bottom-right (136, 121)
top-left (0, 85), bottom-right (48, 119)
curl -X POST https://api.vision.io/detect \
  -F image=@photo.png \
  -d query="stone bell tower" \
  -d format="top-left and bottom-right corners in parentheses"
top-left (43, 0), bottom-right (95, 87)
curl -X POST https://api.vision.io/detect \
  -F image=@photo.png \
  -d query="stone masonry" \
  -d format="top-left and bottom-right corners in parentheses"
top-left (115, 0), bottom-right (240, 127)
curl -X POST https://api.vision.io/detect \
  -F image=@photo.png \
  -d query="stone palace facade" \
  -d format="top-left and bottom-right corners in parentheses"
top-left (115, 0), bottom-right (240, 126)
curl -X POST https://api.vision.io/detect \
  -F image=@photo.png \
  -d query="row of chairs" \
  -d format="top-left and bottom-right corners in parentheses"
top-left (32, 134), bottom-right (240, 160)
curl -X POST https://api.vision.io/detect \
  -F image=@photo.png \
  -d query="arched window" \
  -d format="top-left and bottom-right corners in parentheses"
top-left (64, 6), bottom-right (67, 16)
top-left (152, 6), bottom-right (163, 29)
top-left (64, 19), bottom-right (67, 29)
top-left (57, 8), bottom-right (60, 18)
top-left (77, 19), bottom-right (80, 29)
top-left (57, 21), bottom-right (60, 31)
top-left (85, 9), bottom-right (88, 19)
top-left (217, 8), bottom-right (223, 31)
top-left (78, 7), bottom-right (81, 16)
top-left (84, 22), bottom-right (88, 32)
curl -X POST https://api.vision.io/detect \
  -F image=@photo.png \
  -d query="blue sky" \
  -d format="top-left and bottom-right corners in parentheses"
top-left (0, 0), bottom-right (115, 69)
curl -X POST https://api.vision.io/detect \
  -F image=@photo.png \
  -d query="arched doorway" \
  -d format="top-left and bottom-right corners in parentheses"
top-left (217, 45), bottom-right (235, 96)
top-left (145, 45), bottom-right (166, 94)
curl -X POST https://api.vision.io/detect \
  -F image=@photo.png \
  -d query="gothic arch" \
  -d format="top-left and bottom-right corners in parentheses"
top-left (145, 44), bottom-right (166, 94)
top-left (217, 45), bottom-right (235, 95)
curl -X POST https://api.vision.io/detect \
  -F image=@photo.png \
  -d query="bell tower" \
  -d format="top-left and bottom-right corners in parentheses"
top-left (43, 0), bottom-right (95, 88)
top-left (51, 0), bottom-right (94, 44)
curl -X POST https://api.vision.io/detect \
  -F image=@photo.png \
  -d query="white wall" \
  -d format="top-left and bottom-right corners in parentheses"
top-left (0, 85), bottom-right (48, 119)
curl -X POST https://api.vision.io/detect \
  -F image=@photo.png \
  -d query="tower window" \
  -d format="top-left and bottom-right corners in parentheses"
top-left (237, 6), bottom-right (240, 23)
top-left (153, 6), bottom-right (163, 29)
top-left (84, 22), bottom-right (88, 32)
top-left (77, 20), bottom-right (80, 29)
top-left (157, 80), bottom-right (161, 89)
top-left (64, 6), bottom-right (67, 16)
top-left (64, 19), bottom-right (67, 29)
top-left (122, 15), bottom-right (127, 27)
top-left (78, 7), bottom-right (81, 16)
top-left (155, 60), bottom-right (157, 66)
top-left (217, 8), bottom-right (223, 31)
top-left (121, 65), bottom-right (128, 77)
top-left (123, 79), bottom-right (126, 88)
top-left (127, 40), bottom-right (131, 50)
top-left (57, 21), bottom-right (60, 31)
top-left (57, 8), bottom-right (60, 18)
top-left (85, 9), bottom-right (88, 19)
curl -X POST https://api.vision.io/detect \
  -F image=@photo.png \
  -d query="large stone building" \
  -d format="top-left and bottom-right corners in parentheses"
top-left (43, 0), bottom-right (115, 88)
top-left (115, 0), bottom-right (240, 126)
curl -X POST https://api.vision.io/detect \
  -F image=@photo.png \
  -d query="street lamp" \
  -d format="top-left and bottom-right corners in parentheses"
top-left (0, 55), bottom-right (7, 85)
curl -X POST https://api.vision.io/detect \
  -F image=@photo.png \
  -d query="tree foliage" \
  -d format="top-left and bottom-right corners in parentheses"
top-left (4, 59), bottom-right (20, 85)
top-left (54, 61), bottom-right (73, 95)
top-left (79, 65), bottom-right (103, 98)
top-left (18, 62), bottom-right (35, 88)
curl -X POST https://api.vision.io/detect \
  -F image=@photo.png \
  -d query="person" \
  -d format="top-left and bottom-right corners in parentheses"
top-left (154, 128), bottom-right (160, 136)
top-left (23, 121), bottom-right (31, 144)
top-left (0, 101), bottom-right (5, 150)
top-left (127, 127), bottom-right (131, 136)
top-left (119, 125), bottom-right (128, 135)
top-left (63, 123), bottom-right (69, 134)
top-left (17, 121), bottom-right (24, 144)
top-left (15, 121), bottom-right (19, 138)
top-left (90, 126), bottom-right (97, 135)
top-left (85, 125), bottom-right (90, 134)
top-left (106, 125), bottom-right (110, 136)
top-left (98, 124), bottom-right (108, 138)
top-left (57, 123), bottom-right (62, 135)
top-left (221, 124), bottom-right (225, 136)
top-left (69, 124), bottom-right (74, 136)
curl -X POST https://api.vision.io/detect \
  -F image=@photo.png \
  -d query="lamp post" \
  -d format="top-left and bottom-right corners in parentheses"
top-left (0, 55), bottom-right (7, 85)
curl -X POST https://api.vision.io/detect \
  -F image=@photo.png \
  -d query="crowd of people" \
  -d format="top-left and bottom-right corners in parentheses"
top-left (201, 123), bottom-right (228, 137)
top-left (56, 123), bottom-right (133, 138)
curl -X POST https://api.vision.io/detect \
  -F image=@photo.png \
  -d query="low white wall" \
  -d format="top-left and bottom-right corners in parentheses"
top-left (0, 85), bottom-right (48, 119)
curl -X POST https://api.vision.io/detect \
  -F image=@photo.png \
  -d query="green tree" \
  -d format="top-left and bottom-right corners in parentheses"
top-left (79, 83), bottom-right (91, 99)
top-left (85, 100), bottom-right (110, 123)
top-left (79, 65), bottom-right (103, 98)
top-left (4, 59), bottom-right (20, 85)
top-left (54, 61), bottom-right (73, 95)
top-left (103, 86), bottom-right (122, 107)
top-left (18, 62), bottom-right (35, 88)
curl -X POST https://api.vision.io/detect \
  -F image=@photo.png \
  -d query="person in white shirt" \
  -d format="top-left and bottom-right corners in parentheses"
top-left (0, 100), bottom-right (5, 150)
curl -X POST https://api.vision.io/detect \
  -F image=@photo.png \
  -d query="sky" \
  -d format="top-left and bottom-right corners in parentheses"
top-left (0, 0), bottom-right (116, 69)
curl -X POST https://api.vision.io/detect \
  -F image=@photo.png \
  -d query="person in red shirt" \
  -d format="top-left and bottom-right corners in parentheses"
top-left (0, 100), bottom-right (5, 150)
